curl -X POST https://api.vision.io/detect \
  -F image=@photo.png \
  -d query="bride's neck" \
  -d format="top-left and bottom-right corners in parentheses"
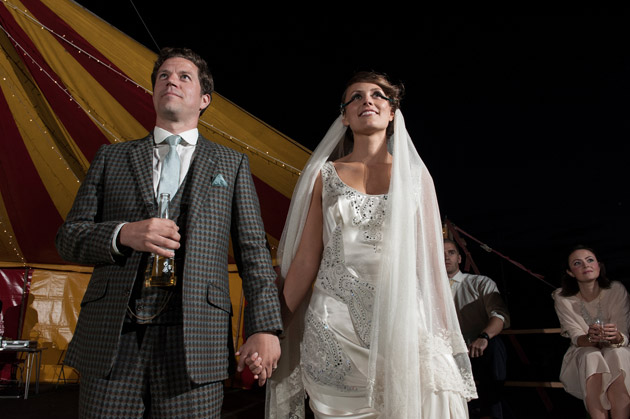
top-left (348, 134), bottom-right (390, 164)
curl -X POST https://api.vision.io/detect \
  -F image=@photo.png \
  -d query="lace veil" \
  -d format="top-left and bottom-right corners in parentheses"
top-left (265, 110), bottom-right (476, 418)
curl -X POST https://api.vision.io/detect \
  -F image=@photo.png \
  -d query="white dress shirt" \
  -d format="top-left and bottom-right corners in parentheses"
top-left (152, 127), bottom-right (198, 196)
top-left (449, 270), bottom-right (510, 343)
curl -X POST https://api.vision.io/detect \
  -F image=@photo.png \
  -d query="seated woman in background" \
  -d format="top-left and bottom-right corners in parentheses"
top-left (552, 245), bottom-right (630, 419)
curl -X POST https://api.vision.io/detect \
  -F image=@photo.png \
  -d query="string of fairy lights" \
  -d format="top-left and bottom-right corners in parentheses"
top-left (0, 18), bottom-right (124, 143)
top-left (2, 0), bottom-right (303, 174)
top-left (0, 0), bottom-right (303, 264)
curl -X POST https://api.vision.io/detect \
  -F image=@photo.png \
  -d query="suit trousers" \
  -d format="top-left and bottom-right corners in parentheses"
top-left (469, 336), bottom-right (508, 419)
top-left (78, 322), bottom-right (223, 418)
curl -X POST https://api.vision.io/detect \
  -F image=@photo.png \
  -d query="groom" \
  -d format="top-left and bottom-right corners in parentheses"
top-left (56, 47), bottom-right (282, 417)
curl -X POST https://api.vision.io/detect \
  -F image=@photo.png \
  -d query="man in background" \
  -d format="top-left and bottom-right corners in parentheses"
top-left (444, 239), bottom-right (510, 419)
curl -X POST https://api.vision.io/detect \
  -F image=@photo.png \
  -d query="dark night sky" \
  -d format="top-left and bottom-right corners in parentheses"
top-left (75, 4), bottom-right (630, 326)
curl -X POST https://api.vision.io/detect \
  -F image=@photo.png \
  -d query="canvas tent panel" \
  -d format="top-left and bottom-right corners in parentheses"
top-left (1, 0), bottom-right (311, 265)
top-left (0, 78), bottom-right (65, 264)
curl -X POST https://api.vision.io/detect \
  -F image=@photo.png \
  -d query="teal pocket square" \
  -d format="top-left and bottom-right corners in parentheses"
top-left (212, 174), bottom-right (228, 187)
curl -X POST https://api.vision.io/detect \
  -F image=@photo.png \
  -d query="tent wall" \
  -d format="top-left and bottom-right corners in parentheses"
top-left (1, 266), bottom-right (87, 383)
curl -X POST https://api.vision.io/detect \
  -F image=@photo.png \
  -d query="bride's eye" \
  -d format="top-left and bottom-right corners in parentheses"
top-left (341, 94), bottom-right (362, 110)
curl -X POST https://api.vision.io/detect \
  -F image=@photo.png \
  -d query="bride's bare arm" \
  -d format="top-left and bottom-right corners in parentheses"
top-left (280, 176), bottom-right (324, 327)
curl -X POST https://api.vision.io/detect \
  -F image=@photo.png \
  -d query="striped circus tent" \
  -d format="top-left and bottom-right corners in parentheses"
top-left (0, 0), bottom-right (309, 383)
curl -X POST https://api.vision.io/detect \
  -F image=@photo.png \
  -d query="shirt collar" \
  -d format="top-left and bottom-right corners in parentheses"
top-left (450, 271), bottom-right (464, 283)
top-left (153, 127), bottom-right (199, 146)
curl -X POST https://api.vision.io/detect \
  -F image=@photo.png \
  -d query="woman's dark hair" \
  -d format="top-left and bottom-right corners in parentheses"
top-left (559, 244), bottom-right (611, 296)
top-left (151, 47), bottom-right (214, 114)
top-left (337, 71), bottom-right (404, 154)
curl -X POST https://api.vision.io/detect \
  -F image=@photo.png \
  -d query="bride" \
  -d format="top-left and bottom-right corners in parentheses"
top-left (253, 71), bottom-right (477, 418)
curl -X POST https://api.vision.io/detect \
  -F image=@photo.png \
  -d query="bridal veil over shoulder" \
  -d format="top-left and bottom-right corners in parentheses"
top-left (266, 110), bottom-right (477, 418)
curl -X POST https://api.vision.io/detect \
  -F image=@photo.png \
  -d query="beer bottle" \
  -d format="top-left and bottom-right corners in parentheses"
top-left (144, 193), bottom-right (177, 287)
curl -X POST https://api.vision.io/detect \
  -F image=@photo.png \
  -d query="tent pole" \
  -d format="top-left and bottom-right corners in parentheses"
top-left (16, 267), bottom-right (29, 340)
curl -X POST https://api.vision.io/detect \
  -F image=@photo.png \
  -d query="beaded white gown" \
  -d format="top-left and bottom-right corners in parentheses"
top-left (300, 161), bottom-right (385, 417)
top-left (267, 113), bottom-right (475, 419)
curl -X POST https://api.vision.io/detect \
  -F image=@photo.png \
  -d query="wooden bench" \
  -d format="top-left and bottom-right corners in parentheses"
top-left (500, 327), bottom-right (565, 411)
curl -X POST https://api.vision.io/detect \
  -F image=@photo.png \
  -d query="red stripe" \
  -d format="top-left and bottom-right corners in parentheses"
top-left (0, 268), bottom-right (31, 379)
top-left (0, 88), bottom-right (65, 264)
top-left (0, 5), bottom-right (109, 162)
top-left (0, 268), bottom-right (31, 337)
top-left (226, 177), bottom-right (290, 264)
top-left (21, 0), bottom-right (155, 132)
top-left (252, 176), bottom-right (289, 241)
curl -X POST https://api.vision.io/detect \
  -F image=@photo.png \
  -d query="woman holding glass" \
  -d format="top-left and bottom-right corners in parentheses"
top-left (552, 245), bottom-right (630, 419)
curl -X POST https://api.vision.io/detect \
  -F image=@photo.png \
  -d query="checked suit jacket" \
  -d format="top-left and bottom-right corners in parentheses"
top-left (56, 134), bottom-right (283, 383)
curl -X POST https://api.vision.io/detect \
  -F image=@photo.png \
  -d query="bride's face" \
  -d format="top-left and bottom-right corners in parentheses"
top-left (341, 82), bottom-right (394, 136)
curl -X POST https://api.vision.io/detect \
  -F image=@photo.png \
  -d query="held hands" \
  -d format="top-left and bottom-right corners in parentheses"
top-left (119, 218), bottom-right (180, 257)
top-left (236, 332), bottom-right (281, 386)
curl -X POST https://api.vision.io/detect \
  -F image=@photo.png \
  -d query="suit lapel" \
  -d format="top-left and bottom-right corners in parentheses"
top-left (129, 135), bottom-right (156, 216)
top-left (128, 134), bottom-right (220, 224)
top-left (187, 135), bottom-right (218, 224)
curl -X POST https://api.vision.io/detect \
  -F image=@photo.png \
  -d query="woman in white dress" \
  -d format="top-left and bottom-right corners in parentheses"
top-left (552, 245), bottom-right (630, 419)
top-left (256, 71), bottom-right (476, 418)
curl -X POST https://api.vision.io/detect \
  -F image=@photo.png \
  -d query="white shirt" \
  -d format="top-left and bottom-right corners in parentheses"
top-left (152, 127), bottom-right (198, 196)
top-left (450, 270), bottom-right (510, 343)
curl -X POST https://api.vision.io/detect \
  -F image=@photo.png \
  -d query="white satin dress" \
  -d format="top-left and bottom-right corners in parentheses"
top-left (300, 162), bottom-right (386, 418)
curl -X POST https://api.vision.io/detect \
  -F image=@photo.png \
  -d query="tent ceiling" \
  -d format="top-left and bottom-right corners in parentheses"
top-left (0, 0), bottom-right (310, 265)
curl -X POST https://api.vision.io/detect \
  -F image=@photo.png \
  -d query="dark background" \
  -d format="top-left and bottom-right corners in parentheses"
top-left (74, 4), bottom-right (630, 328)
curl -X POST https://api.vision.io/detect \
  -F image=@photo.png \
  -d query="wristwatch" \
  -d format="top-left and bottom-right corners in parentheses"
top-left (478, 332), bottom-right (490, 341)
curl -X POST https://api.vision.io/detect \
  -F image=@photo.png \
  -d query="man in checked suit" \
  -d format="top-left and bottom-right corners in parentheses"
top-left (56, 47), bottom-right (282, 417)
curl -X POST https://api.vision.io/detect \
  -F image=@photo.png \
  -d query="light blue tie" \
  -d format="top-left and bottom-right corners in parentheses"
top-left (157, 135), bottom-right (182, 200)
